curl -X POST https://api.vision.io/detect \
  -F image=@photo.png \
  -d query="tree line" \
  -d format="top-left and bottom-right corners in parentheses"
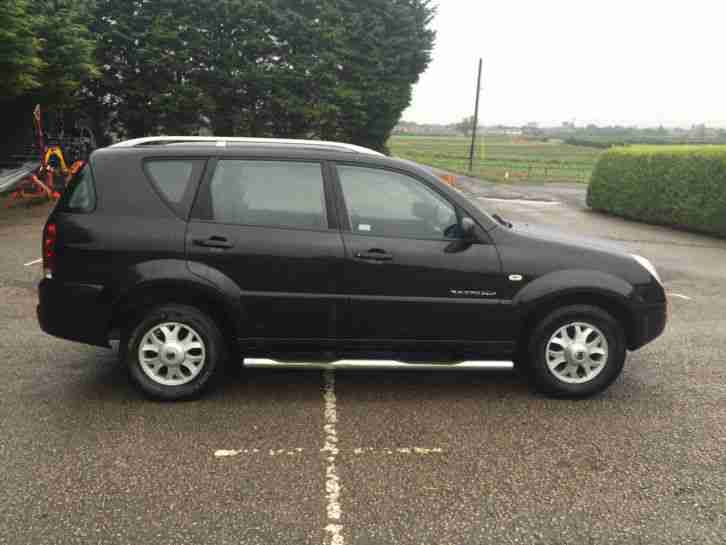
top-left (1, 0), bottom-right (435, 151)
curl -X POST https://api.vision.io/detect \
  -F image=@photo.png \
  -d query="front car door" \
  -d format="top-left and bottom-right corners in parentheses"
top-left (186, 157), bottom-right (345, 342)
top-left (332, 163), bottom-right (510, 356)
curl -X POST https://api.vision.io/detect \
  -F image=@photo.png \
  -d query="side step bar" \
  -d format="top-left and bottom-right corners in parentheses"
top-left (243, 358), bottom-right (514, 371)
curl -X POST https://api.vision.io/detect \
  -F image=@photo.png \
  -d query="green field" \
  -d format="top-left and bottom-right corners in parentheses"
top-left (387, 135), bottom-right (604, 183)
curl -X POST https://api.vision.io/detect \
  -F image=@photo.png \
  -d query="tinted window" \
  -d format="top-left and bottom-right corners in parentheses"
top-left (337, 165), bottom-right (459, 239)
top-left (146, 159), bottom-right (202, 204)
top-left (210, 160), bottom-right (327, 230)
top-left (58, 163), bottom-right (96, 213)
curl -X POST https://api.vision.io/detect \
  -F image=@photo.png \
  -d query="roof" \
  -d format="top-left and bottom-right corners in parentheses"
top-left (109, 136), bottom-right (384, 157)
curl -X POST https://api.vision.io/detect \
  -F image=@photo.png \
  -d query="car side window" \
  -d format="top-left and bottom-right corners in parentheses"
top-left (145, 159), bottom-right (204, 204)
top-left (58, 162), bottom-right (96, 213)
top-left (209, 160), bottom-right (328, 230)
top-left (336, 165), bottom-right (460, 239)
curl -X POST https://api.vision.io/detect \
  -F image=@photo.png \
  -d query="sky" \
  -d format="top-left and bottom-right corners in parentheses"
top-left (402, 0), bottom-right (726, 128)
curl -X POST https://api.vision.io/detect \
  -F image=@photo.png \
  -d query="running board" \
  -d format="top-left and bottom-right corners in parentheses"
top-left (243, 358), bottom-right (514, 371)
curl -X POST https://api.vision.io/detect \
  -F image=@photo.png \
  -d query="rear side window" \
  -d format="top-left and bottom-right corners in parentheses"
top-left (145, 159), bottom-right (205, 206)
top-left (58, 162), bottom-right (96, 213)
top-left (209, 160), bottom-right (327, 230)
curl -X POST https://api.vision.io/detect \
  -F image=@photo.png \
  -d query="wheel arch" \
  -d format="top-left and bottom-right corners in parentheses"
top-left (109, 279), bottom-right (241, 352)
top-left (517, 290), bottom-right (638, 355)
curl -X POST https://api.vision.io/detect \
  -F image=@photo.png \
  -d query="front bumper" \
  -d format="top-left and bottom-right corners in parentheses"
top-left (37, 278), bottom-right (111, 347)
top-left (629, 301), bottom-right (667, 350)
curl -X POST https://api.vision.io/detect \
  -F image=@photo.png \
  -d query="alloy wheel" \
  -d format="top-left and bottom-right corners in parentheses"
top-left (138, 322), bottom-right (206, 386)
top-left (545, 321), bottom-right (609, 384)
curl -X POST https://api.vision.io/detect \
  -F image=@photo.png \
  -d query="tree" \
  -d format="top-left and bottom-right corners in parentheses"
top-left (456, 116), bottom-right (477, 136)
top-left (309, 0), bottom-right (436, 151)
top-left (29, 0), bottom-right (98, 106)
top-left (91, 0), bottom-right (209, 137)
top-left (85, 0), bottom-right (435, 149)
top-left (185, 0), bottom-right (436, 148)
top-left (0, 0), bottom-right (44, 98)
top-left (187, 0), bottom-right (305, 137)
top-left (1, 0), bottom-right (98, 154)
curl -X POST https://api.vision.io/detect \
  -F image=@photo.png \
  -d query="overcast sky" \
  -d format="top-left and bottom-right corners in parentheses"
top-left (402, 0), bottom-right (726, 128)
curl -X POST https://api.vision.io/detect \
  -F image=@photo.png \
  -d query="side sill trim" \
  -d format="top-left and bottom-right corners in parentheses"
top-left (244, 358), bottom-right (514, 371)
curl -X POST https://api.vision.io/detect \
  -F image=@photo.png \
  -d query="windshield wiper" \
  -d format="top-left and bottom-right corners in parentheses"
top-left (492, 213), bottom-right (513, 228)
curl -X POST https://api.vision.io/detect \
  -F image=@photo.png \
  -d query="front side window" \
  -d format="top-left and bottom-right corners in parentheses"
top-left (209, 160), bottom-right (327, 230)
top-left (337, 165), bottom-right (459, 239)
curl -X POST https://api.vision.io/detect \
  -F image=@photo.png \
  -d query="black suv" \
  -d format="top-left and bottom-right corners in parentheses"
top-left (38, 137), bottom-right (667, 400)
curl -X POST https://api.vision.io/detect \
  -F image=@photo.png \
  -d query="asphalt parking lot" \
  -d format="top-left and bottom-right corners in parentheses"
top-left (1, 178), bottom-right (725, 545)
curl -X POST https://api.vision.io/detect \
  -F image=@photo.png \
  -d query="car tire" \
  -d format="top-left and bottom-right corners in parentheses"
top-left (125, 304), bottom-right (224, 401)
top-left (527, 305), bottom-right (626, 398)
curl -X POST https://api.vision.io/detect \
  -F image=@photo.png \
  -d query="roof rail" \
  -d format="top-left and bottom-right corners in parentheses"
top-left (109, 136), bottom-right (384, 156)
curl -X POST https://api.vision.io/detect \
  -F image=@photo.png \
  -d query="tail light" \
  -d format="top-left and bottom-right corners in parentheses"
top-left (42, 222), bottom-right (56, 279)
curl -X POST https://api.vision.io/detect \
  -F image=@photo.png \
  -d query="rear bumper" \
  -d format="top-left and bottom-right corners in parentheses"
top-left (629, 301), bottom-right (667, 351)
top-left (37, 278), bottom-right (111, 347)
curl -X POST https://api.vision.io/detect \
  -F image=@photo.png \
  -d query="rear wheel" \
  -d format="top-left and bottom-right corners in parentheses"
top-left (125, 304), bottom-right (224, 400)
top-left (527, 305), bottom-right (626, 398)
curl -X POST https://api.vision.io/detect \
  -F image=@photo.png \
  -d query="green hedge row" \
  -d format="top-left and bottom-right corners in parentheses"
top-left (586, 145), bottom-right (726, 237)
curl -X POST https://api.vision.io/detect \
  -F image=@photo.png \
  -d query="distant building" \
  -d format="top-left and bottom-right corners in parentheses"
top-left (483, 126), bottom-right (522, 136)
top-left (393, 122), bottom-right (460, 136)
top-left (522, 122), bottom-right (543, 137)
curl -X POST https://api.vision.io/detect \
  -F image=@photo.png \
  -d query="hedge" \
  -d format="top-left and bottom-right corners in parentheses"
top-left (586, 145), bottom-right (726, 237)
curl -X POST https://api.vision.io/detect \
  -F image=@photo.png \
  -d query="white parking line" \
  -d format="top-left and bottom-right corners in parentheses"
top-left (213, 448), bottom-right (304, 457)
top-left (213, 371), bottom-right (446, 545)
top-left (24, 258), bottom-right (42, 267)
top-left (352, 447), bottom-right (444, 455)
top-left (213, 446), bottom-right (445, 458)
top-left (667, 292), bottom-right (692, 301)
top-left (322, 370), bottom-right (344, 545)
top-left (214, 449), bottom-right (241, 457)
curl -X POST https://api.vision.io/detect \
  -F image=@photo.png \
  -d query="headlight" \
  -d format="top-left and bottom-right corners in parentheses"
top-left (631, 254), bottom-right (662, 285)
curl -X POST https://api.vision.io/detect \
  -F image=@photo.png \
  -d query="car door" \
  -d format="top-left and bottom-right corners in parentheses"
top-left (186, 157), bottom-right (345, 341)
top-left (332, 163), bottom-right (507, 349)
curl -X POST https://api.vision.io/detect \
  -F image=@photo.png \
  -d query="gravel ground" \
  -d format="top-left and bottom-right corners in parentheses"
top-left (0, 180), bottom-right (724, 545)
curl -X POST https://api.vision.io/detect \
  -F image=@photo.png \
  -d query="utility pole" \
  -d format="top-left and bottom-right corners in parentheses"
top-left (468, 58), bottom-right (483, 173)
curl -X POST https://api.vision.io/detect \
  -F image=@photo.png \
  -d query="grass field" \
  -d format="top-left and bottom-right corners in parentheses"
top-left (387, 135), bottom-right (604, 183)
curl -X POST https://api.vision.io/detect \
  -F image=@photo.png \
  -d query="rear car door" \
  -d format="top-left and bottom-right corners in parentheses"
top-left (332, 163), bottom-right (508, 350)
top-left (186, 157), bottom-right (345, 340)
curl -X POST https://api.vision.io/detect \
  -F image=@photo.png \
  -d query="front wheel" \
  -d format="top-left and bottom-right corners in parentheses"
top-left (527, 305), bottom-right (626, 398)
top-left (125, 304), bottom-right (224, 400)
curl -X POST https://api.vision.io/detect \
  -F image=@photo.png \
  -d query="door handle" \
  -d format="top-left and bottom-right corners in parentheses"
top-left (193, 236), bottom-right (233, 249)
top-left (355, 249), bottom-right (393, 262)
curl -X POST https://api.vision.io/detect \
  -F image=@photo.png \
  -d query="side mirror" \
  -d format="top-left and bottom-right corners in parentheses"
top-left (444, 217), bottom-right (478, 253)
top-left (460, 217), bottom-right (476, 238)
